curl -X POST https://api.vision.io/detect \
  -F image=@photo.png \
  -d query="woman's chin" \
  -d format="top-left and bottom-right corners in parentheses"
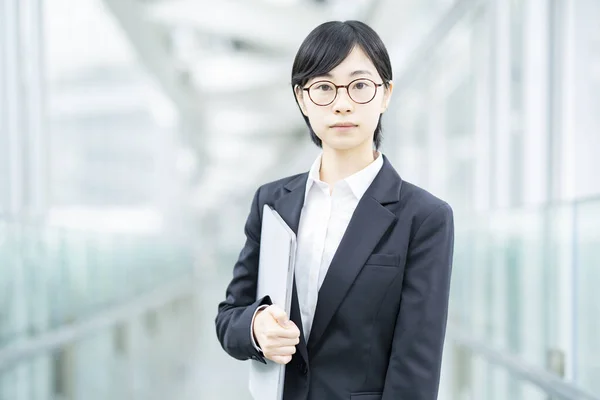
top-left (322, 137), bottom-right (368, 152)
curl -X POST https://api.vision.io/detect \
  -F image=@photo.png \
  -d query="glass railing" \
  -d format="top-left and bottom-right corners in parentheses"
top-left (446, 196), bottom-right (600, 398)
top-left (573, 199), bottom-right (600, 395)
top-left (447, 345), bottom-right (587, 400)
top-left (0, 218), bottom-right (194, 351)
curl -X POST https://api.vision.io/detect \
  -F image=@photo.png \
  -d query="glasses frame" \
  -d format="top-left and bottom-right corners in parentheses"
top-left (302, 78), bottom-right (385, 106)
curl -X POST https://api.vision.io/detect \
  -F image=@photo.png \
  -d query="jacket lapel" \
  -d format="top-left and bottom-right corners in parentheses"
top-left (307, 156), bottom-right (402, 352)
top-left (273, 173), bottom-right (309, 365)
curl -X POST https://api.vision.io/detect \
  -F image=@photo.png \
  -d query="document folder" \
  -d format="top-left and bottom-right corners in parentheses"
top-left (248, 204), bottom-right (297, 400)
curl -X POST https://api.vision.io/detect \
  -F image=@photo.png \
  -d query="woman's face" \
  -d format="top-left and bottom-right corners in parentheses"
top-left (295, 46), bottom-right (393, 153)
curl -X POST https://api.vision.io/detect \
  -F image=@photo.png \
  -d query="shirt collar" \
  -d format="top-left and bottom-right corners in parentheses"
top-left (304, 151), bottom-right (384, 202)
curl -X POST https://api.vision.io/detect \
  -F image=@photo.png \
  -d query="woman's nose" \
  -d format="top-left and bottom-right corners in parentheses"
top-left (332, 88), bottom-right (354, 113)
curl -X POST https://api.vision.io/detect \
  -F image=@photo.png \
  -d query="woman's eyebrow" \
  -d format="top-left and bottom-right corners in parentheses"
top-left (320, 69), bottom-right (374, 79)
top-left (349, 70), bottom-right (373, 77)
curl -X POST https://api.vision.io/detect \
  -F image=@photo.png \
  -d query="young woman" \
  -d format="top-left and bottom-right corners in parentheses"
top-left (216, 20), bottom-right (454, 400)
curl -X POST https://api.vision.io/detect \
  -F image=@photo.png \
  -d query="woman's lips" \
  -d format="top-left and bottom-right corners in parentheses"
top-left (331, 123), bottom-right (358, 129)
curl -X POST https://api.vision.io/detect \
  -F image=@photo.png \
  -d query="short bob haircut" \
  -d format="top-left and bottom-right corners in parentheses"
top-left (291, 20), bottom-right (393, 150)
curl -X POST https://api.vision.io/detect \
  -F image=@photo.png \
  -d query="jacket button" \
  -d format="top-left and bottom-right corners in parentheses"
top-left (299, 362), bottom-right (308, 375)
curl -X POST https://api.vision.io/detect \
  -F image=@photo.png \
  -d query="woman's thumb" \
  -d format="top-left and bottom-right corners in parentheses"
top-left (268, 306), bottom-right (289, 326)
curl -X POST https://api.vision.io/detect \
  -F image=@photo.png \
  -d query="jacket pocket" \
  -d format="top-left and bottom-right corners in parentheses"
top-left (364, 253), bottom-right (399, 267)
top-left (350, 392), bottom-right (382, 400)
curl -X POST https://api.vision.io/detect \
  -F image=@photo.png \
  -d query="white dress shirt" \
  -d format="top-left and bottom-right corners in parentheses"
top-left (252, 152), bottom-right (383, 349)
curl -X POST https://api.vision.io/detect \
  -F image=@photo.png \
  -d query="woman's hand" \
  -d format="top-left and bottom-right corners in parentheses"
top-left (252, 305), bottom-right (300, 364)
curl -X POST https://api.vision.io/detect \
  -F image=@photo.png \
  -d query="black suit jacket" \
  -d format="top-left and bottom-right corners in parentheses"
top-left (215, 155), bottom-right (454, 400)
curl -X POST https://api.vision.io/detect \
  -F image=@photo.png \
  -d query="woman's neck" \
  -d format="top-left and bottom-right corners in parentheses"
top-left (319, 145), bottom-right (377, 186)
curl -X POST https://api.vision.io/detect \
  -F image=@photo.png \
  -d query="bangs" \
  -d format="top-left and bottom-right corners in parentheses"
top-left (291, 22), bottom-right (357, 86)
top-left (291, 21), bottom-right (392, 88)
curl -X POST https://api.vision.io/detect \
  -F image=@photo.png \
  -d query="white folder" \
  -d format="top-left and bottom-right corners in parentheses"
top-left (248, 204), bottom-right (297, 400)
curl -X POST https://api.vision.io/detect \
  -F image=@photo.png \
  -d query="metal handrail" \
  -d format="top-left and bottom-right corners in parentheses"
top-left (449, 328), bottom-right (600, 400)
top-left (0, 275), bottom-right (195, 372)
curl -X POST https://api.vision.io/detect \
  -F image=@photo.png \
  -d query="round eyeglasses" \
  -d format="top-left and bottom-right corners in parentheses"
top-left (302, 78), bottom-right (384, 106)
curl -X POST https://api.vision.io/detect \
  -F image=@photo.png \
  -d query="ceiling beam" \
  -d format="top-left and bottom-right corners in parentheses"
top-left (101, 0), bottom-right (209, 152)
top-left (145, 0), bottom-right (330, 55)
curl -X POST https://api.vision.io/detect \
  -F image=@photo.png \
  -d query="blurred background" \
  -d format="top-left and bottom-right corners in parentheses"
top-left (0, 0), bottom-right (599, 399)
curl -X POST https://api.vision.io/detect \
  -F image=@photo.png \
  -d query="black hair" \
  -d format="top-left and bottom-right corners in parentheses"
top-left (291, 20), bottom-right (393, 150)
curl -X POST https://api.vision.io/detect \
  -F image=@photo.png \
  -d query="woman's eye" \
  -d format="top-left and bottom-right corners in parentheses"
top-left (317, 84), bottom-right (332, 91)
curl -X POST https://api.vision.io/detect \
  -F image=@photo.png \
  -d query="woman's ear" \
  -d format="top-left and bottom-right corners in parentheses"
top-left (380, 80), bottom-right (393, 113)
top-left (294, 85), bottom-right (309, 116)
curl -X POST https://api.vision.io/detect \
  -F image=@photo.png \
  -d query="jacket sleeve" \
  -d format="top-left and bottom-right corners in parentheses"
top-left (382, 203), bottom-right (454, 400)
top-left (215, 186), bottom-right (272, 363)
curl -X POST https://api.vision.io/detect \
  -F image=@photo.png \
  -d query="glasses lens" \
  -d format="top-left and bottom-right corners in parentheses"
top-left (309, 81), bottom-right (336, 105)
top-left (349, 79), bottom-right (377, 103)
